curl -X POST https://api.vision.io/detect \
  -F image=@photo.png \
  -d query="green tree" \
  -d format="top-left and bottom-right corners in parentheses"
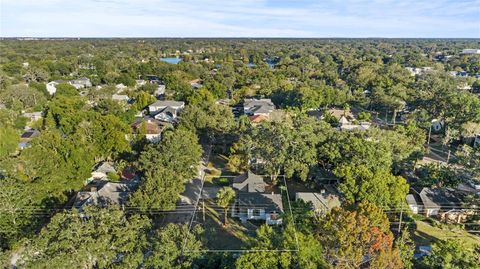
top-left (216, 187), bottom-right (235, 225)
top-left (18, 206), bottom-right (150, 268)
top-left (317, 202), bottom-right (403, 268)
top-left (417, 240), bottom-right (480, 269)
top-left (144, 224), bottom-right (203, 269)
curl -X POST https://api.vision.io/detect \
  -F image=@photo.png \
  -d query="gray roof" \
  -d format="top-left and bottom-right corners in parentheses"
top-left (418, 188), bottom-right (461, 210)
top-left (296, 192), bottom-right (341, 213)
top-left (243, 98), bottom-right (275, 115)
top-left (149, 100), bottom-right (184, 108)
top-left (73, 180), bottom-right (135, 208)
top-left (236, 192), bottom-right (283, 213)
top-left (232, 171), bottom-right (265, 192)
top-left (95, 162), bottom-right (116, 174)
top-left (406, 194), bottom-right (418, 206)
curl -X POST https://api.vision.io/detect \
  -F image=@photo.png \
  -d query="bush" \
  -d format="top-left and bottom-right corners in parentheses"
top-left (107, 172), bottom-right (120, 181)
top-left (217, 178), bottom-right (230, 186)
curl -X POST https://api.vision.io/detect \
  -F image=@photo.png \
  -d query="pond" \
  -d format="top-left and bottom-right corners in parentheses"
top-left (160, 57), bottom-right (182, 64)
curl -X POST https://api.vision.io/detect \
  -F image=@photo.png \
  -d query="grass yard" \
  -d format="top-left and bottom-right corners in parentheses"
top-left (190, 199), bottom-right (255, 250)
top-left (413, 220), bottom-right (480, 249)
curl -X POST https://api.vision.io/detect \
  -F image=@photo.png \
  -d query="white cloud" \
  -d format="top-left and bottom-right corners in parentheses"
top-left (0, 0), bottom-right (479, 37)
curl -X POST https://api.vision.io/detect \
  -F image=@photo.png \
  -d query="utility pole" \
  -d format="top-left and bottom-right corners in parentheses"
top-left (447, 149), bottom-right (451, 164)
top-left (202, 200), bottom-right (205, 222)
top-left (427, 125), bottom-right (432, 145)
top-left (397, 203), bottom-right (404, 235)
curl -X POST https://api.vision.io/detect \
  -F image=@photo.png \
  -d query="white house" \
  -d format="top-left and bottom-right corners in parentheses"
top-left (406, 194), bottom-right (419, 214)
top-left (46, 80), bottom-right (65, 95)
top-left (231, 171), bottom-right (283, 225)
top-left (46, 77), bottom-right (91, 95)
top-left (148, 100), bottom-right (185, 123)
top-left (70, 77), bottom-right (92, 89)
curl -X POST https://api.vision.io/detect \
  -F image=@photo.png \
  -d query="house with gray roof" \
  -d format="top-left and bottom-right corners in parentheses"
top-left (295, 190), bottom-right (341, 215)
top-left (410, 187), bottom-right (462, 217)
top-left (231, 171), bottom-right (283, 225)
top-left (148, 100), bottom-right (185, 123)
top-left (243, 98), bottom-right (275, 117)
top-left (73, 180), bottom-right (136, 209)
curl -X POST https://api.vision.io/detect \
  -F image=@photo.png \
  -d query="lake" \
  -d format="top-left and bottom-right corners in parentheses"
top-left (160, 57), bottom-right (182, 64)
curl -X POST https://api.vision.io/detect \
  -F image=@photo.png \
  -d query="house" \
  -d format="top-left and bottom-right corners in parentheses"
top-left (243, 98), bottom-right (275, 117)
top-left (249, 114), bottom-right (269, 124)
top-left (46, 77), bottom-right (91, 95)
top-left (131, 117), bottom-right (168, 143)
top-left (111, 94), bottom-right (130, 102)
top-left (439, 209), bottom-right (475, 224)
top-left (73, 180), bottom-right (137, 209)
top-left (154, 84), bottom-right (166, 96)
top-left (46, 80), bottom-right (65, 95)
top-left (338, 115), bottom-right (371, 131)
top-left (135, 79), bottom-right (147, 88)
top-left (411, 187), bottom-right (463, 218)
top-left (406, 194), bottom-right (419, 214)
top-left (90, 161), bottom-right (116, 181)
top-left (148, 100), bottom-right (185, 123)
top-left (461, 49), bottom-right (480, 55)
top-left (295, 190), bottom-right (341, 215)
top-left (190, 79), bottom-right (202, 89)
top-left (405, 67), bottom-right (433, 76)
top-left (70, 77), bottom-right (92, 89)
top-left (115, 83), bottom-right (128, 91)
top-left (18, 129), bottom-right (40, 149)
top-left (22, 111), bottom-right (43, 127)
top-left (231, 171), bottom-right (283, 225)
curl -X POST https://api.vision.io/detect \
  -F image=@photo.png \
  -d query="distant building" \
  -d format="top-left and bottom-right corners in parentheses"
top-left (111, 94), bottom-right (130, 102)
top-left (409, 187), bottom-right (463, 218)
top-left (243, 98), bottom-right (275, 117)
top-left (46, 77), bottom-right (91, 95)
top-left (405, 67), bottom-right (433, 76)
top-left (461, 49), bottom-right (480, 55)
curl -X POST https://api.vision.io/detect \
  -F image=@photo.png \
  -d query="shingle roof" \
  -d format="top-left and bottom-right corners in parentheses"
top-left (236, 192), bottom-right (283, 213)
top-left (233, 171), bottom-right (266, 192)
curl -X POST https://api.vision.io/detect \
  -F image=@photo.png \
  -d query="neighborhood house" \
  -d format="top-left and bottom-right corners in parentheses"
top-left (231, 171), bottom-right (283, 225)
top-left (46, 77), bottom-right (92, 95)
top-left (148, 100), bottom-right (185, 123)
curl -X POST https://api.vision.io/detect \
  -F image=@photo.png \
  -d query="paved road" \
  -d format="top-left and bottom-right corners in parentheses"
top-left (160, 144), bottom-right (211, 225)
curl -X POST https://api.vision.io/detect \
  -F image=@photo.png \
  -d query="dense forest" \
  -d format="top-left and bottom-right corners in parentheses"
top-left (0, 38), bottom-right (479, 268)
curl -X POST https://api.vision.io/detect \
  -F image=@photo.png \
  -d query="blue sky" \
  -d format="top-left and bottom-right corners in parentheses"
top-left (1, 0), bottom-right (479, 37)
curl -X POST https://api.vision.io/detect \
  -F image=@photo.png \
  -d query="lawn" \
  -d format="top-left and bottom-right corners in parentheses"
top-left (189, 199), bottom-right (255, 250)
top-left (413, 220), bottom-right (480, 249)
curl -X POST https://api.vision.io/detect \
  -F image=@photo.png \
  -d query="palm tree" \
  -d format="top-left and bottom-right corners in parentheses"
top-left (216, 187), bottom-right (236, 226)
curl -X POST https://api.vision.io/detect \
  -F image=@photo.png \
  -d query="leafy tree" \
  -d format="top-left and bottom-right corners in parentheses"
top-left (129, 128), bottom-right (202, 211)
top-left (216, 187), bottom-right (235, 225)
top-left (18, 206), bottom-right (150, 268)
top-left (235, 224), bottom-right (328, 269)
top-left (317, 202), bottom-right (403, 268)
top-left (417, 240), bottom-right (480, 269)
top-left (55, 83), bottom-right (79, 96)
top-left (144, 224), bottom-right (203, 269)
top-left (395, 229), bottom-right (415, 269)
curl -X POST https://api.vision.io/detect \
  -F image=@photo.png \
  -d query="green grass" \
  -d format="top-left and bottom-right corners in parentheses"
top-left (413, 220), bottom-right (480, 249)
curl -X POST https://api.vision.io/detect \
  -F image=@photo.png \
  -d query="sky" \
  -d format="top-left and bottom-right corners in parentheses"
top-left (0, 0), bottom-right (479, 38)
